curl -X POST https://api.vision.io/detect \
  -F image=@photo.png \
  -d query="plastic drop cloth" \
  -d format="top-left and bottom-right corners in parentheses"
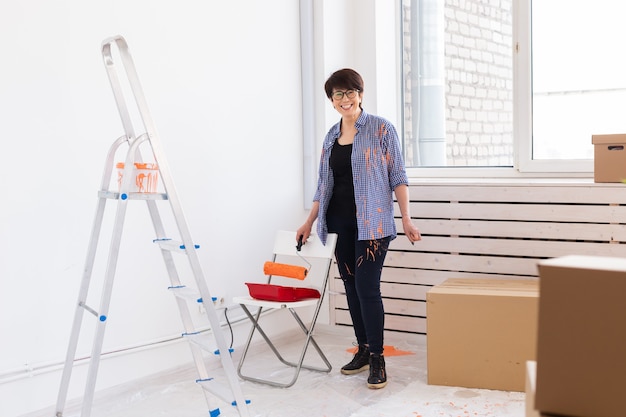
top-left (38, 325), bottom-right (525, 417)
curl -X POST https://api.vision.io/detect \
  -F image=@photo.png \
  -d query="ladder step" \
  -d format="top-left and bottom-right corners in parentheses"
top-left (197, 378), bottom-right (251, 407)
top-left (98, 190), bottom-right (168, 200)
top-left (184, 333), bottom-right (234, 356)
top-left (168, 286), bottom-right (202, 303)
top-left (153, 238), bottom-right (199, 252)
top-left (168, 286), bottom-right (225, 309)
top-left (183, 332), bottom-right (217, 354)
top-left (78, 302), bottom-right (107, 322)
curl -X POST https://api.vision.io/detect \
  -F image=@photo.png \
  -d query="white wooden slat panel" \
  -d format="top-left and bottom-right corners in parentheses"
top-left (331, 273), bottom-right (435, 298)
top-left (334, 309), bottom-right (427, 334)
top-left (389, 236), bottom-right (626, 259)
top-left (407, 184), bottom-right (626, 204)
top-left (404, 202), bottom-right (626, 223)
top-left (379, 268), bottom-right (536, 286)
top-left (387, 299), bottom-right (426, 317)
top-left (385, 251), bottom-right (540, 276)
top-left (334, 310), bottom-right (352, 328)
top-left (387, 314), bottom-right (427, 334)
top-left (335, 262), bottom-right (540, 287)
top-left (396, 218), bottom-right (626, 242)
top-left (330, 277), bottom-right (342, 289)
top-left (334, 296), bottom-right (427, 317)
top-left (380, 281), bottom-right (430, 301)
top-left (333, 296), bottom-right (346, 309)
top-left (380, 270), bottom-right (446, 287)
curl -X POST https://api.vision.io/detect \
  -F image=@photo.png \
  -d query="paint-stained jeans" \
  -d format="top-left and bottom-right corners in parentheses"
top-left (327, 214), bottom-right (390, 355)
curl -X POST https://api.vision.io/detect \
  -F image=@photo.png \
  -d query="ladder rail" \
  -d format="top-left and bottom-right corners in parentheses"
top-left (101, 37), bottom-right (137, 143)
top-left (79, 131), bottom-right (145, 417)
top-left (55, 134), bottom-right (130, 416)
top-left (101, 36), bottom-right (195, 253)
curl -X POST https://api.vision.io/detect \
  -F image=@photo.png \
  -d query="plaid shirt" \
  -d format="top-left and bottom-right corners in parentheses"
top-left (313, 110), bottom-right (408, 245)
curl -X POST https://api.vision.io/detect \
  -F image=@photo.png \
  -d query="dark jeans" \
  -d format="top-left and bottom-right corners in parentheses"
top-left (327, 214), bottom-right (390, 355)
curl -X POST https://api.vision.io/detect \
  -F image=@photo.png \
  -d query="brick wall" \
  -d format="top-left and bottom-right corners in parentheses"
top-left (402, 0), bottom-right (514, 167)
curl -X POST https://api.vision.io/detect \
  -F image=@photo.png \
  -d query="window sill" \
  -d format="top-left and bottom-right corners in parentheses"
top-left (406, 176), bottom-right (626, 187)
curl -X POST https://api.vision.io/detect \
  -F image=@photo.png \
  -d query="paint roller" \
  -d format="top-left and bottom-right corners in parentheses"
top-left (263, 261), bottom-right (308, 280)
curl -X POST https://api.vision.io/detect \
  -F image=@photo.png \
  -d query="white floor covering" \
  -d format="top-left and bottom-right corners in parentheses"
top-left (32, 325), bottom-right (526, 417)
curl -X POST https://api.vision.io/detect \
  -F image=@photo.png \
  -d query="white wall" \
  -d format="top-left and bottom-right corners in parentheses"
top-left (0, 1), bottom-right (400, 416)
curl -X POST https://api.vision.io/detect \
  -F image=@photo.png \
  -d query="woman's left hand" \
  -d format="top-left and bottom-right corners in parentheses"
top-left (402, 217), bottom-right (421, 244)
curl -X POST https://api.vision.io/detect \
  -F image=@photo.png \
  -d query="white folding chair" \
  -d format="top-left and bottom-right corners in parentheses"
top-left (232, 230), bottom-right (338, 388)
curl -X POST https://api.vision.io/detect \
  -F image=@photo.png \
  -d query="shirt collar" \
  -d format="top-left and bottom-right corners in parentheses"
top-left (355, 108), bottom-right (368, 127)
top-left (326, 109), bottom-right (369, 146)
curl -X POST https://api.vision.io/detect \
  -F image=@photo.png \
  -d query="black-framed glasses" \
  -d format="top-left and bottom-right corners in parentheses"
top-left (332, 89), bottom-right (359, 101)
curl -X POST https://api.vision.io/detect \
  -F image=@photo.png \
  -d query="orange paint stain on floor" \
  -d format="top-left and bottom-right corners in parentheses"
top-left (346, 345), bottom-right (414, 356)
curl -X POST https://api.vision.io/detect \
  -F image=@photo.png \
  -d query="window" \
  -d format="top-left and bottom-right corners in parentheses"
top-left (530, 0), bottom-right (626, 160)
top-left (401, 0), bottom-right (625, 174)
top-left (401, 0), bottom-right (514, 168)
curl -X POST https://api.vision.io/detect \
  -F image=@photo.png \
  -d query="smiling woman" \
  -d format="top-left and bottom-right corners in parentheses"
top-left (297, 68), bottom-right (422, 390)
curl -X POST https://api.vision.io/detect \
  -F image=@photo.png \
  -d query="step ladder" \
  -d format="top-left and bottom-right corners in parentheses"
top-left (54, 35), bottom-right (251, 417)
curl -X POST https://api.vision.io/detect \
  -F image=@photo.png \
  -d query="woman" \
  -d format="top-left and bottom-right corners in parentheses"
top-left (296, 68), bottom-right (421, 389)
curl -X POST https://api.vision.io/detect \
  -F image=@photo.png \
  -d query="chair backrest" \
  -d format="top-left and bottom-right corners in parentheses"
top-left (268, 231), bottom-right (337, 288)
top-left (272, 230), bottom-right (337, 259)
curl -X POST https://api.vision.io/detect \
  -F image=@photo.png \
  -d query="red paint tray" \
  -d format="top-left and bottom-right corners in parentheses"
top-left (245, 283), bottom-right (320, 302)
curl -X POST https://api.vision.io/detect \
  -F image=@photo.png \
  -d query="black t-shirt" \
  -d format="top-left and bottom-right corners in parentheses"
top-left (327, 141), bottom-right (357, 218)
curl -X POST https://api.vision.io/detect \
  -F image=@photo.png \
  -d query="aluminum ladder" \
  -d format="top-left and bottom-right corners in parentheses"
top-left (54, 35), bottom-right (250, 417)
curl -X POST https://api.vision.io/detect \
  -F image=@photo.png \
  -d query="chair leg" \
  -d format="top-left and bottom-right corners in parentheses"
top-left (236, 304), bottom-right (261, 378)
top-left (236, 305), bottom-right (332, 388)
top-left (288, 309), bottom-right (332, 373)
top-left (238, 305), bottom-right (294, 367)
top-left (237, 305), bottom-right (300, 387)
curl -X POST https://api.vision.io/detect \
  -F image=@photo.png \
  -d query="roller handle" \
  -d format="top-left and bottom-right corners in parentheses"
top-left (296, 236), bottom-right (304, 251)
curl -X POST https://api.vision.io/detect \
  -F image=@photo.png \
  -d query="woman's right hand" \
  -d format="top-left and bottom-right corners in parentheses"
top-left (296, 201), bottom-right (319, 246)
top-left (296, 223), bottom-right (312, 246)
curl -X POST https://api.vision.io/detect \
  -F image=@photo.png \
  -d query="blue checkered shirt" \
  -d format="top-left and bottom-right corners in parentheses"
top-left (313, 110), bottom-right (408, 245)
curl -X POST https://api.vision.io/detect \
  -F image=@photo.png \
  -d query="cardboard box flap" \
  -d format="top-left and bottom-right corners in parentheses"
top-left (592, 133), bottom-right (626, 145)
top-left (429, 278), bottom-right (538, 297)
top-left (539, 254), bottom-right (626, 273)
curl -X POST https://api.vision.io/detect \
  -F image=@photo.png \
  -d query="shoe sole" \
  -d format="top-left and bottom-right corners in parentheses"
top-left (367, 380), bottom-right (388, 389)
top-left (340, 365), bottom-right (369, 375)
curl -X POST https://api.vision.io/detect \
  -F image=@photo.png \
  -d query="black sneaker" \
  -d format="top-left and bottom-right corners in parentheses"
top-left (341, 345), bottom-right (370, 375)
top-left (367, 353), bottom-right (387, 389)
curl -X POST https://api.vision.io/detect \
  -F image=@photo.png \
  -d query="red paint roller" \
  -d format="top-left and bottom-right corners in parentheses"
top-left (263, 261), bottom-right (308, 280)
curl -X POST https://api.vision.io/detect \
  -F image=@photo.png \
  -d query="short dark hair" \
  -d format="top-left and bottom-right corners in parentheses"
top-left (324, 68), bottom-right (364, 99)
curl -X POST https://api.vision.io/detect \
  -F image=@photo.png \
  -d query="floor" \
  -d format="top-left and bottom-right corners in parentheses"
top-left (31, 325), bottom-right (526, 417)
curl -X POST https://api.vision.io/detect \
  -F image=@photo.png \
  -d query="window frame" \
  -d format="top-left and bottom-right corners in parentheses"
top-left (400, 0), bottom-right (593, 179)
top-left (514, 0), bottom-right (592, 176)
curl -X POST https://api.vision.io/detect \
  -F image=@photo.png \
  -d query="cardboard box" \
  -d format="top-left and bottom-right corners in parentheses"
top-left (592, 134), bottom-right (626, 182)
top-left (535, 255), bottom-right (626, 417)
top-left (526, 361), bottom-right (539, 417)
top-left (526, 361), bottom-right (557, 417)
top-left (426, 278), bottom-right (539, 392)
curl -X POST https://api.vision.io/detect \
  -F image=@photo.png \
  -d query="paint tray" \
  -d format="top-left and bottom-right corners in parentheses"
top-left (245, 283), bottom-right (320, 302)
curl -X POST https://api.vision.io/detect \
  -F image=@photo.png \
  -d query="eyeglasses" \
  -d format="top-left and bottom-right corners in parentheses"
top-left (332, 89), bottom-right (359, 101)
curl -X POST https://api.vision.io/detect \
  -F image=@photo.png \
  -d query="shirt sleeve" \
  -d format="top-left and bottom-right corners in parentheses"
top-left (384, 121), bottom-right (409, 190)
top-left (313, 147), bottom-right (325, 202)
